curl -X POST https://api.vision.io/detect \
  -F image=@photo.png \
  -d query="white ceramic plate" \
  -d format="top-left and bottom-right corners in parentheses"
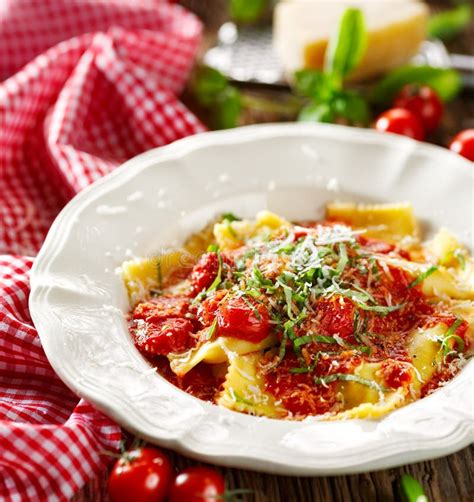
top-left (30, 124), bottom-right (474, 475)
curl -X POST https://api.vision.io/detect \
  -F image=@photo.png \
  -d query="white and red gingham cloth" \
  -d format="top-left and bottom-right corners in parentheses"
top-left (0, 1), bottom-right (205, 499)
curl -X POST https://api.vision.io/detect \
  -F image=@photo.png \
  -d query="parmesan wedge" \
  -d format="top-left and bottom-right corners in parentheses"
top-left (274, 0), bottom-right (428, 82)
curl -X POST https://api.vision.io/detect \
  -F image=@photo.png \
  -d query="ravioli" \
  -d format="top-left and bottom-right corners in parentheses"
top-left (325, 202), bottom-right (418, 241)
top-left (169, 334), bottom-right (278, 377)
top-left (217, 353), bottom-right (286, 418)
top-left (123, 204), bottom-right (473, 421)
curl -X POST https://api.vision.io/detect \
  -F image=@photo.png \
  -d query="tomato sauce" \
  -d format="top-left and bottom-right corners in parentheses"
top-left (262, 352), bottom-right (361, 416)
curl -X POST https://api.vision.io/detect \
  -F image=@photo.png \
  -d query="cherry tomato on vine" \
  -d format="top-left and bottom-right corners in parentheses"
top-left (108, 446), bottom-right (172, 502)
top-left (374, 108), bottom-right (425, 141)
top-left (449, 129), bottom-right (474, 162)
top-left (169, 466), bottom-right (226, 502)
top-left (394, 84), bottom-right (443, 133)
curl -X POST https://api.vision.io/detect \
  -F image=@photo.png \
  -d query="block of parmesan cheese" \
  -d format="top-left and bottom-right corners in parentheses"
top-left (273, 0), bottom-right (429, 81)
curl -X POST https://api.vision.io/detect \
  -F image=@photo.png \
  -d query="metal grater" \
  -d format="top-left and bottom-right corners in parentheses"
top-left (204, 22), bottom-right (474, 88)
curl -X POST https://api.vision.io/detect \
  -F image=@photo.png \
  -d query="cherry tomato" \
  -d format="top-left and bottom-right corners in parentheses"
top-left (169, 466), bottom-right (226, 502)
top-left (217, 296), bottom-right (269, 343)
top-left (108, 446), bottom-right (172, 502)
top-left (394, 84), bottom-right (443, 133)
top-left (375, 108), bottom-right (425, 141)
top-left (198, 290), bottom-right (227, 327)
top-left (449, 129), bottom-right (474, 162)
top-left (190, 252), bottom-right (219, 296)
top-left (133, 317), bottom-right (194, 355)
top-left (315, 296), bottom-right (355, 340)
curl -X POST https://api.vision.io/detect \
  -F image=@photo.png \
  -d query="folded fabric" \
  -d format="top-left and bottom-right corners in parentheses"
top-left (0, 1), bottom-right (204, 499)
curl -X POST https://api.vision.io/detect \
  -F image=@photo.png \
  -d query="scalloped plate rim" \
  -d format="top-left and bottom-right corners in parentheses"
top-left (30, 123), bottom-right (474, 476)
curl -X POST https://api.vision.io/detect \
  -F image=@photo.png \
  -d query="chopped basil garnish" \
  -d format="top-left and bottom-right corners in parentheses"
top-left (252, 267), bottom-right (274, 288)
top-left (439, 317), bottom-right (464, 358)
top-left (206, 249), bottom-right (223, 292)
top-left (409, 265), bottom-right (438, 288)
top-left (229, 389), bottom-right (252, 406)
top-left (241, 294), bottom-right (262, 320)
top-left (336, 243), bottom-right (348, 274)
top-left (356, 302), bottom-right (406, 315)
top-left (276, 329), bottom-right (289, 363)
top-left (314, 373), bottom-right (388, 393)
top-left (205, 318), bottom-right (218, 341)
top-left (294, 334), bottom-right (337, 348)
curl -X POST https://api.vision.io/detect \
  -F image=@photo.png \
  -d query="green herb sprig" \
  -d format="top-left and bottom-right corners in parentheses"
top-left (296, 7), bottom-right (462, 126)
top-left (295, 8), bottom-right (370, 126)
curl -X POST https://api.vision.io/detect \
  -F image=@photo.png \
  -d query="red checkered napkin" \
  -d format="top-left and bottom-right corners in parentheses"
top-left (0, 1), bottom-right (205, 499)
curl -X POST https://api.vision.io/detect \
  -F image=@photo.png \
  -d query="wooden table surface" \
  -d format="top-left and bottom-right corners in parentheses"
top-left (74, 1), bottom-right (473, 501)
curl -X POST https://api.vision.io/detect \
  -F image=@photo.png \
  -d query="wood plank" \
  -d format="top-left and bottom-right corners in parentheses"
top-left (73, 446), bottom-right (474, 501)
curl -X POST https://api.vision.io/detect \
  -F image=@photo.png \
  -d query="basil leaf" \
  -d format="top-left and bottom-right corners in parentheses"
top-left (428, 4), bottom-right (472, 41)
top-left (409, 265), bottom-right (438, 288)
top-left (294, 335), bottom-right (337, 348)
top-left (400, 474), bottom-right (428, 502)
top-left (214, 86), bottom-right (241, 129)
top-left (276, 327), bottom-right (289, 364)
top-left (241, 294), bottom-right (262, 320)
top-left (356, 302), bottom-right (405, 315)
top-left (206, 250), bottom-right (223, 292)
top-left (192, 66), bottom-right (242, 129)
top-left (229, 389), bottom-right (253, 406)
top-left (252, 267), bottom-right (273, 288)
top-left (325, 7), bottom-right (367, 80)
top-left (439, 317), bottom-right (465, 358)
top-left (336, 243), bottom-right (348, 274)
top-left (193, 66), bottom-right (228, 106)
top-left (332, 91), bottom-right (371, 126)
top-left (205, 318), bottom-right (218, 341)
top-left (298, 102), bottom-right (335, 123)
top-left (294, 70), bottom-right (338, 101)
top-left (230, 0), bottom-right (267, 23)
top-left (314, 373), bottom-right (388, 393)
top-left (370, 65), bottom-right (462, 105)
top-left (441, 334), bottom-right (465, 357)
